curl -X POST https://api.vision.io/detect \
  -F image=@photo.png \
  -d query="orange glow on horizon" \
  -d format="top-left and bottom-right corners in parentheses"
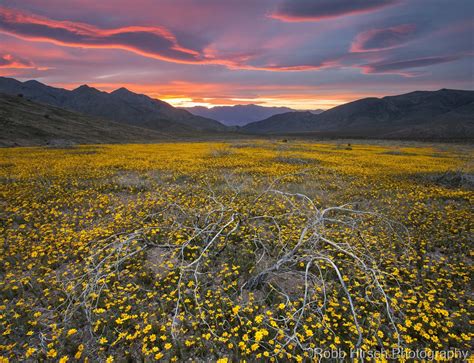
top-left (161, 97), bottom-right (349, 110)
top-left (51, 81), bottom-right (376, 110)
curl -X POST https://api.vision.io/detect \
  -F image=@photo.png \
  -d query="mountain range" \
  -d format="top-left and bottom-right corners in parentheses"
top-left (183, 104), bottom-right (323, 126)
top-left (0, 77), bottom-right (227, 133)
top-left (0, 76), bottom-right (473, 144)
top-left (242, 89), bottom-right (474, 139)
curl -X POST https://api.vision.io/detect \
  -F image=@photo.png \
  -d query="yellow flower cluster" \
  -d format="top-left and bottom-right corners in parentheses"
top-left (0, 140), bottom-right (472, 361)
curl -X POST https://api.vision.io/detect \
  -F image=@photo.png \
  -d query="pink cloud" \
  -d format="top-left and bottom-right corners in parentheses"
top-left (0, 6), bottom-right (202, 64)
top-left (0, 53), bottom-right (49, 71)
top-left (0, 6), bottom-right (346, 73)
top-left (0, 53), bottom-right (34, 68)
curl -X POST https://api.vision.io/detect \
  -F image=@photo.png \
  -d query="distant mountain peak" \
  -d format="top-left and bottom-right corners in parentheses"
top-left (183, 103), bottom-right (322, 126)
top-left (24, 79), bottom-right (43, 86)
top-left (111, 87), bottom-right (135, 96)
top-left (232, 104), bottom-right (259, 108)
top-left (73, 84), bottom-right (100, 93)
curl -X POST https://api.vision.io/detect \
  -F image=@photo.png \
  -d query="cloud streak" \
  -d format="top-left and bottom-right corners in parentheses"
top-left (0, 6), bottom-right (343, 72)
top-left (361, 55), bottom-right (462, 76)
top-left (0, 53), bottom-right (34, 68)
top-left (0, 0), bottom-right (472, 108)
top-left (0, 53), bottom-right (50, 71)
top-left (351, 24), bottom-right (417, 52)
top-left (0, 6), bottom-right (203, 64)
top-left (270, 0), bottom-right (399, 22)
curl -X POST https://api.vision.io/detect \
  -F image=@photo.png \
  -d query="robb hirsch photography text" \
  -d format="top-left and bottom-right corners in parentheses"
top-left (312, 347), bottom-right (471, 360)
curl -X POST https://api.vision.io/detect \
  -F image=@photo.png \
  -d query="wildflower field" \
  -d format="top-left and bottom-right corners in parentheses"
top-left (0, 140), bottom-right (472, 361)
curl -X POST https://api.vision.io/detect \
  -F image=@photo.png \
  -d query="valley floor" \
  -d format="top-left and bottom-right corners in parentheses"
top-left (0, 140), bottom-right (472, 361)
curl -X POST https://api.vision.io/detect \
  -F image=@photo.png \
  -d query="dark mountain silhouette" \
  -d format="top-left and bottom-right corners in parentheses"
top-left (183, 104), bottom-right (323, 126)
top-left (0, 77), bottom-right (227, 132)
top-left (242, 89), bottom-right (474, 139)
top-left (0, 93), bottom-right (184, 147)
top-left (241, 111), bottom-right (317, 134)
top-left (1, 76), bottom-right (472, 142)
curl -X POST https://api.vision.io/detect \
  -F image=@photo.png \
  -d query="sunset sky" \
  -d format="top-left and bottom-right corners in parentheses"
top-left (0, 0), bottom-right (472, 109)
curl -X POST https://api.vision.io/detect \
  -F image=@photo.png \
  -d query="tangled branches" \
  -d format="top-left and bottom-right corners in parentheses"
top-left (60, 174), bottom-right (410, 359)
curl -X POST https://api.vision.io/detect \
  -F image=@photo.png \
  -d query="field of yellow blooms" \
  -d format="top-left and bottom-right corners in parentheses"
top-left (0, 140), bottom-right (472, 361)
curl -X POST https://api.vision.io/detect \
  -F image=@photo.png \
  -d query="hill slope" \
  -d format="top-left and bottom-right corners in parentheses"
top-left (0, 77), bottom-right (227, 132)
top-left (0, 93), bottom-right (185, 146)
top-left (241, 89), bottom-right (474, 139)
top-left (183, 104), bottom-right (323, 126)
top-left (241, 111), bottom-right (317, 134)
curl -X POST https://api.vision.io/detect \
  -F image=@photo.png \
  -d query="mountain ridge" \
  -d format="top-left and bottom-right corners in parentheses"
top-left (241, 89), bottom-right (474, 139)
top-left (0, 92), bottom-right (178, 147)
top-left (1, 76), bottom-right (473, 141)
top-left (0, 77), bottom-right (227, 133)
top-left (183, 104), bottom-right (324, 126)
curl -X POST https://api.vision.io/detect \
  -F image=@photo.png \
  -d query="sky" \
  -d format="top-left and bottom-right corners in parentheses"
top-left (0, 0), bottom-right (473, 109)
